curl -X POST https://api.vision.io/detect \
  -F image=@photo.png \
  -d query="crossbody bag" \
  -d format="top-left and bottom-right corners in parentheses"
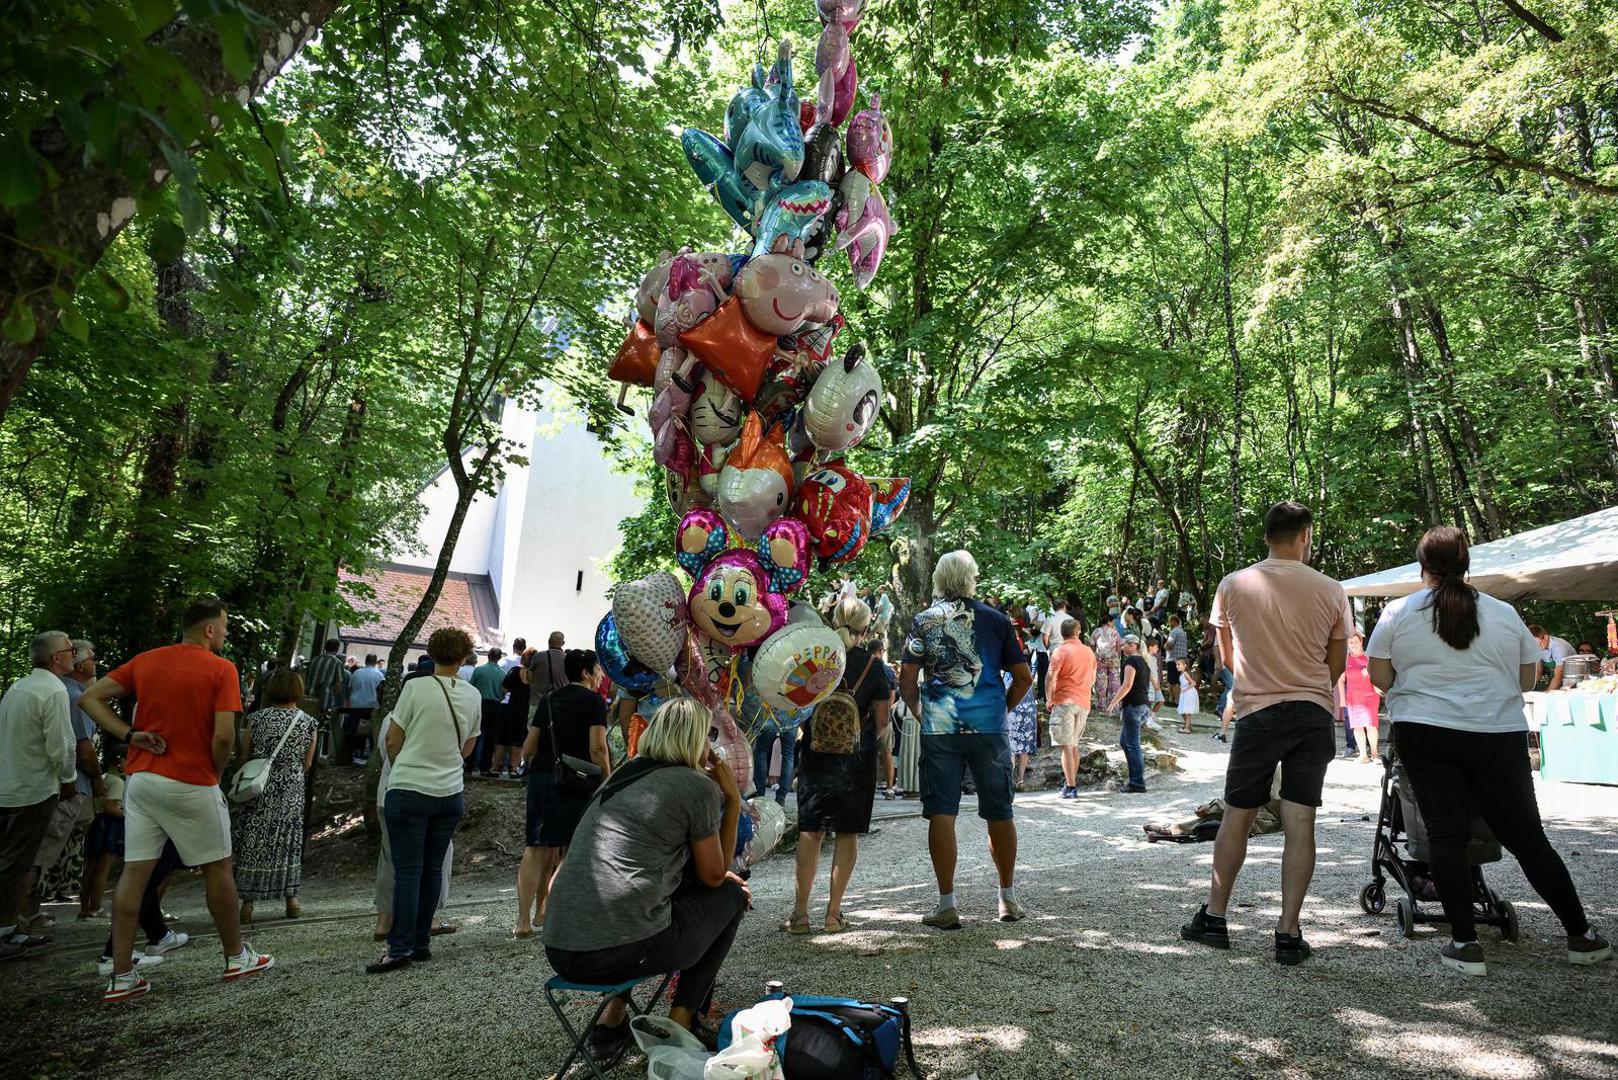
top-left (227, 711), bottom-right (307, 804)
top-left (550, 689), bottom-right (605, 796)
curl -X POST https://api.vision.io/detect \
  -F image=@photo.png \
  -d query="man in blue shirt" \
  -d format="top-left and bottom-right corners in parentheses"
top-left (345, 655), bottom-right (385, 765)
top-left (901, 550), bottom-right (1032, 929)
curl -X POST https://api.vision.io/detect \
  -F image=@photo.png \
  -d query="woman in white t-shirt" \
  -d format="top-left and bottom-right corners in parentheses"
top-left (1366, 526), bottom-right (1610, 977)
top-left (366, 627), bottom-right (481, 974)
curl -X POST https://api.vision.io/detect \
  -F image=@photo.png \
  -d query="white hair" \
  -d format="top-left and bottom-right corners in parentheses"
top-left (932, 550), bottom-right (979, 600)
top-left (72, 638), bottom-right (95, 665)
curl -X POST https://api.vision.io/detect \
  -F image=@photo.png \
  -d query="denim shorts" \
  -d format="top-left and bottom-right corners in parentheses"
top-left (919, 733), bottom-right (1015, 822)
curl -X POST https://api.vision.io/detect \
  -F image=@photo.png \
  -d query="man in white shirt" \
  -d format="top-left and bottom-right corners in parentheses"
top-left (1527, 624), bottom-right (1575, 691)
top-left (0, 631), bottom-right (77, 958)
top-left (1037, 600), bottom-right (1070, 703)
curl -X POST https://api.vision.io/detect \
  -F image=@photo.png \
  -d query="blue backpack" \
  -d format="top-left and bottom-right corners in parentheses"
top-left (717, 994), bottom-right (921, 1080)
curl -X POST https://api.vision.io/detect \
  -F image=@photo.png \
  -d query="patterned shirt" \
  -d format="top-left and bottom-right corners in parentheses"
top-left (902, 599), bottom-right (1026, 735)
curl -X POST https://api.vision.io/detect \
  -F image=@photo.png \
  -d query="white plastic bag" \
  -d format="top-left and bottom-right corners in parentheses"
top-left (631, 1015), bottom-right (712, 1080)
top-left (705, 997), bottom-right (793, 1080)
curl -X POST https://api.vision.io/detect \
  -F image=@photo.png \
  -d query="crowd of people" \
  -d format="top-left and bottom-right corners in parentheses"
top-left (0, 501), bottom-right (1608, 1037)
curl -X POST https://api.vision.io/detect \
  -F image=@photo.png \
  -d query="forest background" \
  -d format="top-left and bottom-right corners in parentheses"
top-left (2, 0), bottom-right (1615, 690)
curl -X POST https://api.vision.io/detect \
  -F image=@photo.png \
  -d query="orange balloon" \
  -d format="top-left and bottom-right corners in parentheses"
top-left (677, 296), bottom-right (776, 404)
top-left (608, 320), bottom-right (659, 387)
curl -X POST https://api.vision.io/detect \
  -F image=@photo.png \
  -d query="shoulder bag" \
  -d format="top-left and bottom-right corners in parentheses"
top-left (227, 711), bottom-right (308, 805)
top-left (550, 689), bottom-right (605, 796)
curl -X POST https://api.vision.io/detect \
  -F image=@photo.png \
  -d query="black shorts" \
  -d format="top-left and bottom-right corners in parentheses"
top-left (1224, 701), bottom-right (1336, 809)
top-left (525, 770), bottom-right (589, 848)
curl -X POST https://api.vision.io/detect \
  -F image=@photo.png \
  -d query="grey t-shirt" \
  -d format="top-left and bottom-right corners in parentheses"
top-left (542, 765), bottom-right (723, 952)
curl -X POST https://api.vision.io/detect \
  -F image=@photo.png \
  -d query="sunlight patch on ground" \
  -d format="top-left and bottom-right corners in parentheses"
top-left (914, 1025), bottom-right (1029, 1052)
top-left (1538, 1035), bottom-right (1618, 1060)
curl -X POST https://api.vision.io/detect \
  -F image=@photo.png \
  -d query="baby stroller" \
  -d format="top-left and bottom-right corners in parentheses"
top-left (1359, 737), bottom-right (1520, 941)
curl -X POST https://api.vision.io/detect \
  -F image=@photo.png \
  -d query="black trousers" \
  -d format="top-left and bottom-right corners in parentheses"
top-left (476, 699), bottom-right (501, 773)
top-left (103, 840), bottom-right (183, 955)
top-left (547, 879), bottom-right (748, 1013)
top-left (1395, 722), bottom-right (1589, 942)
top-left (1034, 652), bottom-right (1050, 703)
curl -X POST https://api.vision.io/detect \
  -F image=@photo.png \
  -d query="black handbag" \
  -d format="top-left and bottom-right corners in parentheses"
top-left (549, 690), bottom-right (603, 796)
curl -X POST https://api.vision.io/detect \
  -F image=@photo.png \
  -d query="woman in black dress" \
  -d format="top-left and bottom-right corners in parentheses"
top-left (783, 598), bottom-right (890, 934)
top-left (513, 649), bottom-right (610, 938)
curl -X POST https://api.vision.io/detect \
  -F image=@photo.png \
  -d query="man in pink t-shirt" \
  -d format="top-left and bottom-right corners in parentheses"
top-left (1181, 501), bottom-right (1352, 967)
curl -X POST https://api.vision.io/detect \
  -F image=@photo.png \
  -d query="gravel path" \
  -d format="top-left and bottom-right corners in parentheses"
top-left (4, 732), bottom-right (1615, 1080)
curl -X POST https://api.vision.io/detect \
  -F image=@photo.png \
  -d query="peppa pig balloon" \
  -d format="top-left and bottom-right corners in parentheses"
top-left (802, 342), bottom-right (881, 452)
top-left (751, 621), bottom-right (846, 711)
top-left (796, 461), bottom-right (873, 564)
top-left (733, 234), bottom-right (841, 337)
top-left (846, 94), bottom-right (893, 185)
top-left (718, 412), bottom-right (796, 540)
top-left (834, 182), bottom-right (893, 289)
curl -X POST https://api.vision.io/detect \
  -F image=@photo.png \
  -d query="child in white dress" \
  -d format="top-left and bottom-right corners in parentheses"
top-left (1175, 659), bottom-right (1200, 734)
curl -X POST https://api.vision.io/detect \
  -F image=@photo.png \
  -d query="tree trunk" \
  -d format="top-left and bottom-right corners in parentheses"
top-left (1216, 152), bottom-right (1246, 558)
top-left (0, 0), bottom-right (346, 423)
top-left (890, 488), bottom-right (937, 635)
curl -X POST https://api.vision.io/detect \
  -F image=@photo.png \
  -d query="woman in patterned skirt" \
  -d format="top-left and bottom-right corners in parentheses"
top-left (1006, 662), bottom-right (1039, 789)
top-left (234, 669), bottom-right (318, 923)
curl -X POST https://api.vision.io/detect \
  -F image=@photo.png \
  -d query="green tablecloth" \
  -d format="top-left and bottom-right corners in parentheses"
top-left (1536, 692), bottom-right (1618, 785)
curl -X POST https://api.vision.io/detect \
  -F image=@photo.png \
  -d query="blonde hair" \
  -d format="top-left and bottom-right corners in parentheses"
top-left (637, 697), bottom-right (711, 769)
top-left (831, 597), bottom-right (873, 650)
top-left (932, 550), bottom-right (979, 600)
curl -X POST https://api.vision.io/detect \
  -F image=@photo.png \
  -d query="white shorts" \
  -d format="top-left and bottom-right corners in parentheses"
top-left (124, 772), bottom-right (232, 865)
top-left (1050, 703), bottom-right (1090, 747)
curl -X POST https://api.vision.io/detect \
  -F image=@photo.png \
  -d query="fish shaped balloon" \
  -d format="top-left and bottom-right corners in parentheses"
top-left (718, 412), bottom-right (796, 540)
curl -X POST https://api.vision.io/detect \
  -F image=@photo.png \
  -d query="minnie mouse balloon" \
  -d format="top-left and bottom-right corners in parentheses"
top-left (796, 461), bottom-right (873, 564)
top-left (802, 342), bottom-right (881, 452)
top-left (676, 510), bottom-right (811, 652)
top-left (612, 571), bottom-right (689, 675)
top-left (750, 621), bottom-right (847, 711)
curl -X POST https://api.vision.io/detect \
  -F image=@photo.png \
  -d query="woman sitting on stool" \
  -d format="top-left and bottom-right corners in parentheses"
top-left (543, 697), bottom-right (748, 1058)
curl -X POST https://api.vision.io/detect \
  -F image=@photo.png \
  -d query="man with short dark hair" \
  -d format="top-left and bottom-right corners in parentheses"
top-left (305, 637), bottom-right (349, 759)
top-left (501, 639), bottom-right (527, 673)
top-left (1046, 618), bottom-right (1095, 798)
top-left (1181, 501), bottom-right (1352, 966)
top-left (470, 648), bottom-right (507, 776)
top-left (1165, 615), bottom-right (1189, 707)
top-left (0, 631), bottom-right (77, 959)
top-left (80, 597), bottom-right (274, 1000)
top-left (345, 654), bottom-right (385, 766)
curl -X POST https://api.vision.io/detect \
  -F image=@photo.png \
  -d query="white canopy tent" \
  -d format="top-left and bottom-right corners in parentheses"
top-left (1340, 505), bottom-right (1618, 602)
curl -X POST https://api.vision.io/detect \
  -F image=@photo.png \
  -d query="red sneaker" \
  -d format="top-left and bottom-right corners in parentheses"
top-left (222, 945), bottom-right (275, 981)
top-left (103, 972), bottom-right (152, 1003)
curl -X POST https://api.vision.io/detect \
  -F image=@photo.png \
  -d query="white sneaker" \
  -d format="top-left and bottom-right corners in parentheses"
top-left (222, 943), bottom-right (275, 980)
top-left (98, 950), bottom-right (163, 976)
top-left (147, 929), bottom-right (190, 955)
top-left (103, 970), bottom-right (152, 1003)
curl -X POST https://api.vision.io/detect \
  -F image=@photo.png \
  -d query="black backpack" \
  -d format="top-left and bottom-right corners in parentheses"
top-left (717, 993), bottom-right (922, 1080)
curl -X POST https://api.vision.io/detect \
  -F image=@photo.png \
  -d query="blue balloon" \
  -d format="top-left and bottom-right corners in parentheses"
top-left (596, 611), bottom-right (659, 693)
top-left (681, 128), bottom-right (758, 231)
top-left (751, 179), bottom-right (833, 258)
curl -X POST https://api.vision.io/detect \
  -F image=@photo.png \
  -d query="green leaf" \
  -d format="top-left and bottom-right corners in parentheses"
top-left (97, 270), bottom-right (131, 311)
top-left (178, 183), bottom-right (207, 233)
top-left (58, 302), bottom-right (89, 343)
top-left (216, 11), bottom-right (255, 83)
top-left (148, 217), bottom-right (187, 263)
top-left (2, 296), bottom-right (37, 344)
top-left (0, 140), bottom-right (42, 209)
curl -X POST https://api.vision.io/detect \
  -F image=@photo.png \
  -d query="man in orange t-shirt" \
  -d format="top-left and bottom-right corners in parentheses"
top-left (1045, 618), bottom-right (1096, 798)
top-left (80, 597), bottom-right (274, 1001)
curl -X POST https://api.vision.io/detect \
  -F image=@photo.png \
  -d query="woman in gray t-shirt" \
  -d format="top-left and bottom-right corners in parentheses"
top-left (543, 697), bottom-right (746, 1054)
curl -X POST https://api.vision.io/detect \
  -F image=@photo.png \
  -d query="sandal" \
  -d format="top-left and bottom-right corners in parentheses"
top-left (824, 912), bottom-right (848, 934)
top-left (512, 927), bottom-right (535, 939)
top-left (430, 922), bottom-right (457, 936)
top-left (781, 914), bottom-right (813, 936)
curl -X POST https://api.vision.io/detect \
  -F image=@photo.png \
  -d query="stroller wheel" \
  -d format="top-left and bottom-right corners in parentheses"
top-left (1396, 897), bottom-right (1416, 939)
top-left (1359, 882), bottom-right (1386, 915)
top-left (1500, 900), bottom-right (1520, 943)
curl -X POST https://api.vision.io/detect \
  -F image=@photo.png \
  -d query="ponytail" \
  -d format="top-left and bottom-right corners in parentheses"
top-left (832, 597), bottom-right (873, 650)
top-left (1416, 526), bottom-right (1480, 650)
